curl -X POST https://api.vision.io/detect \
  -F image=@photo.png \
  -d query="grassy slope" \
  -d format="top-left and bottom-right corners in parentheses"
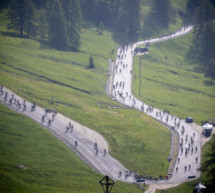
top-left (0, 103), bottom-right (141, 193)
top-left (132, 32), bottom-right (215, 124)
top-left (0, 1), bottom-right (203, 192)
top-left (0, 8), bottom-right (171, 182)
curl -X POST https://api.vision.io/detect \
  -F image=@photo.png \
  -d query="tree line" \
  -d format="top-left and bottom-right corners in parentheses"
top-left (4, 0), bottom-right (215, 81)
top-left (6, 0), bottom-right (174, 50)
top-left (187, 0), bottom-right (215, 82)
top-left (7, 0), bottom-right (82, 50)
top-left (80, 0), bottom-right (172, 39)
top-left (200, 134), bottom-right (215, 193)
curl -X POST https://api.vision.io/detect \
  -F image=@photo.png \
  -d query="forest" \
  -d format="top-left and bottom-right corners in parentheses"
top-left (1, 0), bottom-right (215, 81)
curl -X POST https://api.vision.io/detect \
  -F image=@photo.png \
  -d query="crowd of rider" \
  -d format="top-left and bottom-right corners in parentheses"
top-left (113, 45), bottom-right (141, 110)
top-left (1, 68), bottom-right (200, 180)
top-left (112, 41), bottom-right (200, 181)
top-left (0, 85), bottom-right (36, 112)
top-left (1, 85), bottom-right (108, 159)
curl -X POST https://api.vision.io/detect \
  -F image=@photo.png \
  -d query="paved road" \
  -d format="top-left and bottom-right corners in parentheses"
top-left (112, 25), bottom-right (202, 184)
top-left (0, 87), bottom-right (134, 182)
top-left (0, 25), bottom-right (202, 190)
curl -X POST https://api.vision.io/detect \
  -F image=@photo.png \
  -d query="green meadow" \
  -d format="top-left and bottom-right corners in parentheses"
top-left (0, 103), bottom-right (142, 193)
top-left (1, 1), bottom-right (213, 192)
top-left (132, 32), bottom-right (215, 125)
top-left (0, 8), bottom-right (171, 193)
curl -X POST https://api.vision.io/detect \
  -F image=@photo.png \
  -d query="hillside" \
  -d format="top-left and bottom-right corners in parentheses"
top-left (0, 103), bottom-right (142, 193)
top-left (1, 0), bottom-right (211, 192)
top-left (0, 7), bottom-right (171, 186)
top-left (132, 32), bottom-right (215, 124)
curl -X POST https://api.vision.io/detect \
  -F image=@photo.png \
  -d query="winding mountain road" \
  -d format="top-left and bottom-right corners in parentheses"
top-left (111, 25), bottom-right (204, 191)
top-left (0, 25), bottom-right (204, 192)
top-left (0, 87), bottom-right (135, 182)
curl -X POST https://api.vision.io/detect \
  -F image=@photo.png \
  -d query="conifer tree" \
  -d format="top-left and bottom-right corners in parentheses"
top-left (47, 0), bottom-right (68, 50)
top-left (119, 0), bottom-right (141, 40)
top-left (194, 0), bottom-right (215, 27)
top-left (61, 0), bottom-right (82, 50)
top-left (98, 22), bottom-right (104, 35)
top-left (38, 9), bottom-right (47, 42)
top-left (193, 0), bottom-right (215, 43)
top-left (193, 0), bottom-right (215, 60)
top-left (201, 23), bottom-right (215, 82)
top-left (193, 0), bottom-right (215, 82)
top-left (200, 135), bottom-right (215, 192)
top-left (25, 0), bottom-right (36, 38)
top-left (69, 0), bottom-right (82, 50)
top-left (198, 23), bottom-right (215, 63)
top-left (89, 55), bottom-right (94, 68)
top-left (7, 0), bottom-right (36, 38)
top-left (153, 0), bottom-right (171, 28)
top-left (205, 58), bottom-right (215, 83)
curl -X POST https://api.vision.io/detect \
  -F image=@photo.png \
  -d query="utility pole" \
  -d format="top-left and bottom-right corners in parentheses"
top-left (139, 58), bottom-right (142, 96)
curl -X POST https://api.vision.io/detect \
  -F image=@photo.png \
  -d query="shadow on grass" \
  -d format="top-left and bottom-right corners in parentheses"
top-left (111, 30), bottom-right (132, 45)
top-left (1, 31), bottom-right (20, 38)
top-left (203, 80), bottom-right (215, 86)
top-left (2, 62), bottom-right (91, 95)
top-left (82, 22), bottom-right (137, 45)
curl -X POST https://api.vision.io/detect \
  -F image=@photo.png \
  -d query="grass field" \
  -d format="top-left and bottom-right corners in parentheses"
top-left (132, 32), bottom-right (215, 125)
top-left (0, 8), bottom-right (171, 187)
top-left (0, 103), bottom-right (142, 193)
top-left (0, 2), bottom-right (210, 192)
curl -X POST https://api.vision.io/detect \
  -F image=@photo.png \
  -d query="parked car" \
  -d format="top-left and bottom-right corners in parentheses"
top-left (186, 117), bottom-right (193, 123)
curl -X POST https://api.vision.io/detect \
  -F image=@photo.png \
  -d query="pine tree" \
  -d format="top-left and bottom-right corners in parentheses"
top-left (127, 0), bottom-right (141, 39)
top-left (80, 0), bottom-right (98, 23)
top-left (61, 0), bottom-right (82, 50)
top-left (7, 0), bottom-right (36, 38)
top-left (89, 55), bottom-right (94, 68)
top-left (38, 9), bottom-right (47, 42)
top-left (119, 0), bottom-right (141, 40)
top-left (98, 22), bottom-right (104, 35)
top-left (69, 0), bottom-right (82, 50)
top-left (32, 0), bottom-right (47, 9)
top-left (25, 0), bottom-right (36, 38)
top-left (186, 0), bottom-right (200, 17)
top-left (193, 0), bottom-right (215, 46)
top-left (153, 0), bottom-right (171, 28)
top-left (193, 0), bottom-right (215, 82)
top-left (202, 23), bottom-right (215, 82)
top-left (194, 0), bottom-right (215, 28)
top-left (193, 0), bottom-right (215, 59)
top-left (47, 0), bottom-right (68, 50)
top-left (205, 58), bottom-right (215, 83)
top-left (200, 135), bottom-right (215, 192)
top-left (199, 23), bottom-right (215, 63)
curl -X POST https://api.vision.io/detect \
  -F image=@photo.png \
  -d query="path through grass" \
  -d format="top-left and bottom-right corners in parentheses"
top-left (132, 33), bottom-right (215, 125)
top-left (0, 103), bottom-right (143, 193)
top-left (0, 10), bottom-right (171, 179)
